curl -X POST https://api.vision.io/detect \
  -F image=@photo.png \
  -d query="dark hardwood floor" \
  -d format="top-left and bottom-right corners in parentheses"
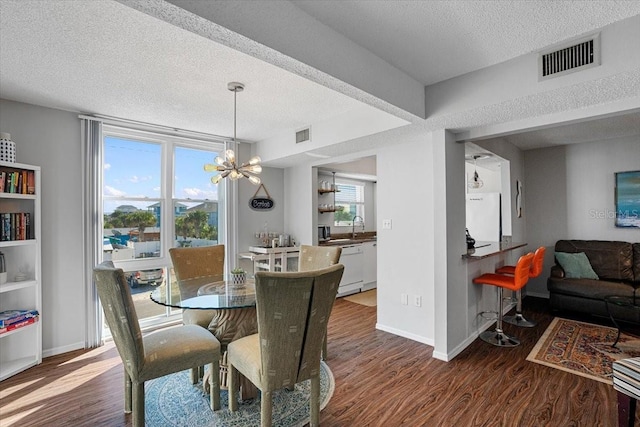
top-left (1, 297), bottom-right (637, 426)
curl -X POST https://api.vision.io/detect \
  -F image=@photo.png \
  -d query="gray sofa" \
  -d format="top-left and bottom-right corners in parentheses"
top-left (547, 239), bottom-right (640, 322)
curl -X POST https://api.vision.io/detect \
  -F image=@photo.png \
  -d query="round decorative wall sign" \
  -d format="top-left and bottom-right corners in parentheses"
top-left (249, 184), bottom-right (275, 211)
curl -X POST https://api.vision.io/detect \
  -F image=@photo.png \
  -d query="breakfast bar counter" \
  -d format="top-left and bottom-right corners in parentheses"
top-left (462, 241), bottom-right (528, 260)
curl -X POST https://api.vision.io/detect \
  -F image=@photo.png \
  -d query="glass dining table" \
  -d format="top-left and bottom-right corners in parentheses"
top-left (150, 275), bottom-right (258, 398)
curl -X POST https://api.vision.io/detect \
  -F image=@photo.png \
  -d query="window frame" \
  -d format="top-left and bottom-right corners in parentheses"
top-left (333, 179), bottom-right (366, 227)
top-left (101, 125), bottom-right (227, 330)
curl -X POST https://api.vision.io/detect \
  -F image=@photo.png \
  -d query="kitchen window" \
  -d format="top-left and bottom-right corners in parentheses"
top-left (334, 181), bottom-right (365, 226)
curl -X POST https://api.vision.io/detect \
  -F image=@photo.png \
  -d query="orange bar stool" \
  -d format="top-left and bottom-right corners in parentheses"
top-left (473, 252), bottom-right (534, 347)
top-left (495, 246), bottom-right (546, 328)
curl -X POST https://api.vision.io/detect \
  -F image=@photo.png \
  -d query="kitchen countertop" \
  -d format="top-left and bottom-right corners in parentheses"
top-left (319, 235), bottom-right (377, 246)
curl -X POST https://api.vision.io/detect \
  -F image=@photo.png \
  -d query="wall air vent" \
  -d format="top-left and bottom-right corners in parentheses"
top-left (539, 34), bottom-right (600, 81)
top-left (295, 126), bottom-right (311, 144)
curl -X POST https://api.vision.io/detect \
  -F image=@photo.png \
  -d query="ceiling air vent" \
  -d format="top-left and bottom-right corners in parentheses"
top-left (539, 34), bottom-right (600, 81)
top-left (295, 126), bottom-right (311, 144)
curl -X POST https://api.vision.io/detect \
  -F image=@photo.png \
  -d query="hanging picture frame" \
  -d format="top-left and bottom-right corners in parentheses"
top-left (615, 170), bottom-right (640, 228)
top-left (249, 183), bottom-right (275, 211)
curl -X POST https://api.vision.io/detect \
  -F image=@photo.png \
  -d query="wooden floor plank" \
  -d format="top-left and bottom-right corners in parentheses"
top-left (0, 297), bottom-right (637, 426)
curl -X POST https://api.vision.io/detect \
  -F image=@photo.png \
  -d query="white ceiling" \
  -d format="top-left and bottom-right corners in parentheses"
top-left (292, 0), bottom-right (640, 86)
top-left (1, 0), bottom-right (639, 162)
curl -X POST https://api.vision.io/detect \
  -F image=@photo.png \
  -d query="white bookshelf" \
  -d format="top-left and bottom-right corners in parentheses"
top-left (0, 161), bottom-right (41, 381)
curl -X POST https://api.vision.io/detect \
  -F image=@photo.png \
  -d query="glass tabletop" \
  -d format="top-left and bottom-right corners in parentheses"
top-left (150, 275), bottom-right (256, 310)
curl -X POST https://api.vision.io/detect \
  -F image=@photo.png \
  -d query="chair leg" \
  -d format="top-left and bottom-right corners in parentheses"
top-left (124, 368), bottom-right (132, 413)
top-left (209, 361), bottom-right (221, 411)
top-left (261, 390), bottom-right (273, 427)
top-left (132, 382), bottom-right (144, 427)
top-left (503, 289), bottom-right (537, 327)
top-left (310, 375), bottom-right (320, 427)
top-left (618, 391), bottom-right (636, 427)
top-left (229, 363), bottom-right (238, 412)
top-left (322, 335), bottom-right (328, 361)
top-left (479, 287), bottom-right (520, 347)
top-left (190, 367), bottom-right (198, 384)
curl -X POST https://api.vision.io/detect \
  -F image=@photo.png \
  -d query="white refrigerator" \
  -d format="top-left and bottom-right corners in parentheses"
top-left (466, 192), bottom-right (501, 243)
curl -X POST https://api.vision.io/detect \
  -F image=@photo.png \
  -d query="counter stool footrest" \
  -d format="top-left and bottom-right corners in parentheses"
top-left (504, 313), bottom-right (537, 328)
top-left (480, 329), bottom-right (520, 347)
top-left (480, 310), bottom-right (499, 320)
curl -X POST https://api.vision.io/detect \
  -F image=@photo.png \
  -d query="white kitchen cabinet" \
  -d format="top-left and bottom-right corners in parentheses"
top-left (362, 241), bottom-right (377, 290)
top-left (0, 161), bottom-right (41, 381)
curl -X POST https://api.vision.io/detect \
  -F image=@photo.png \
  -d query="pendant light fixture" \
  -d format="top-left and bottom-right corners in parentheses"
top-left (467, 155), bottom-right (484, 189)
top-left (204, 82), bottom-right (262, 185)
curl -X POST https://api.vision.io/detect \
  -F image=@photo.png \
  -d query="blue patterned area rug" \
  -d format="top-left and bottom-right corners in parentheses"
top-left (145, 362), bottom-right (335, 427)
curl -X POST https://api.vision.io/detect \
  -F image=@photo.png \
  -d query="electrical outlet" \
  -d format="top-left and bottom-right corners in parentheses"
top-left (401, 293), bottom-right (408, 305)
top-left (414, 295), bottom-right (422, 307)
top-left (382, 219), bottom-right (392, 230)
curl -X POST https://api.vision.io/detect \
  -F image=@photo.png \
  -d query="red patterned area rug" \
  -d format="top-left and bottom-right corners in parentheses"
top-left (527, 317), bottom-right (640, 384)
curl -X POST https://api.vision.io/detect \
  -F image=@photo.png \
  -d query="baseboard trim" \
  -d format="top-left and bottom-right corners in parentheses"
top-left (43, 341), bottom-right (85, 358)
top-left (375, 323), bottom-right (434, 347)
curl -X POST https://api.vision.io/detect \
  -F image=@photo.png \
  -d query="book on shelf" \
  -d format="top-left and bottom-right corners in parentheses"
top-left (0, 315), bottom-right (39, 334)
top-left (27, 170), bottom-right (35, 194)
top-left (0, 212), bottom-right (31, 241)
top-left (0, 309), bottom-right (39, 328)
top-left (0, 169), bottom-right (35, 194)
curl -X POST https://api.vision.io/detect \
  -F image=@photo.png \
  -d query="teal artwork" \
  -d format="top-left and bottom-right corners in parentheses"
top-left (615, 170), bottom-right (640, 228)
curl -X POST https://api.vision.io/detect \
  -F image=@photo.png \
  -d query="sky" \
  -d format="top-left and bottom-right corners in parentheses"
top-left (103, 136), bottom-right (221, 214)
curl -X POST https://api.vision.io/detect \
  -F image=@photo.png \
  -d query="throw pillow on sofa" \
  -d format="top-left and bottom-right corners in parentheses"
top-left (555, 252), bottom-right (599, 279)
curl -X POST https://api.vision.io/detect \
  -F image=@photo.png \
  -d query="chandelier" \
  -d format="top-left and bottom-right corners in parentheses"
top-left (204, 82), bottom-right (262, 185)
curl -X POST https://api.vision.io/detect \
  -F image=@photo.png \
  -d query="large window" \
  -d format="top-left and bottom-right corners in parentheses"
top-left (334, 181), bottom-right (365, 226)
top-left (101, 126), bottom-right (224, 329)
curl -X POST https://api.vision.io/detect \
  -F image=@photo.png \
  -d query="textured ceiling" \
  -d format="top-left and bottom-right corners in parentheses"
top-left (0, 0), bottom-right (376, 142)
top-left (0, 0), bottom-right (639, 168)
top-left (292, 0), bottom-right (640, 86)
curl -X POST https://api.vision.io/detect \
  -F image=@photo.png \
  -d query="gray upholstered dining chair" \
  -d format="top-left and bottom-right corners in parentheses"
top-left (93, 261), bottom-right (221, 427)
top-left (169, 244), bottom-right (224, 382)
top-left (227, 263), bottom-right (344, 427)
top-left (298, 244), bottom-right (342, 272)
top-left (298, 244), bottom-right (342, 359)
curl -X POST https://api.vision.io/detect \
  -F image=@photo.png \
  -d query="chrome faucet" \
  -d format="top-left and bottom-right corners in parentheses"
top-left (352, 215), bottom-right (365, 239)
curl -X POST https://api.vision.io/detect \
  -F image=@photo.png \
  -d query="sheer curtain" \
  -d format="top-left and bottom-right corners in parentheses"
top-left (80, 117), bottom-right (104, 347)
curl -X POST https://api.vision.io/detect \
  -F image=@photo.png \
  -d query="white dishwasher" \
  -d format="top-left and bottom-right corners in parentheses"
top-left (337, 244), bottom-right (364, 297)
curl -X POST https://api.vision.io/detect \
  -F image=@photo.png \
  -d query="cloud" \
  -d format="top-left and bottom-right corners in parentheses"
top-left (104, 163), bottom-right (111, 170)
top-left (183, 187), bottom-right (217, 199)
top-left (104, 185), bottom-right (126, 197)
top-left (129, 175), bottom-right (152, 183)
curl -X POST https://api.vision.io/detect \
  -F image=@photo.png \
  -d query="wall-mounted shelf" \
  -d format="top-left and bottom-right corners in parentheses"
top-left (317, 189), bottom-right (339, 194)
top-left (318, 171), bottom-right (341, 214)
top-left (318, 206), bottom-right (344, 214)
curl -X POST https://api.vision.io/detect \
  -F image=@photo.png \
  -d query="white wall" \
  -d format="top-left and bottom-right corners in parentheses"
top-left (0, 99), bottom-right (85, 356)
top-left (237, 140), bottom-right (285, 253)
top-left (524, 135), bottom-right (640, 296)
top-left (284, 162), bottom-right (315, 247)
top-left (375, 128), bottom-right (435, 345)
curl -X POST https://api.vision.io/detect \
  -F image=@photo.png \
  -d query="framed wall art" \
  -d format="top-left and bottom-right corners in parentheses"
top-left (615, 170), bottom-right (640, 228)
